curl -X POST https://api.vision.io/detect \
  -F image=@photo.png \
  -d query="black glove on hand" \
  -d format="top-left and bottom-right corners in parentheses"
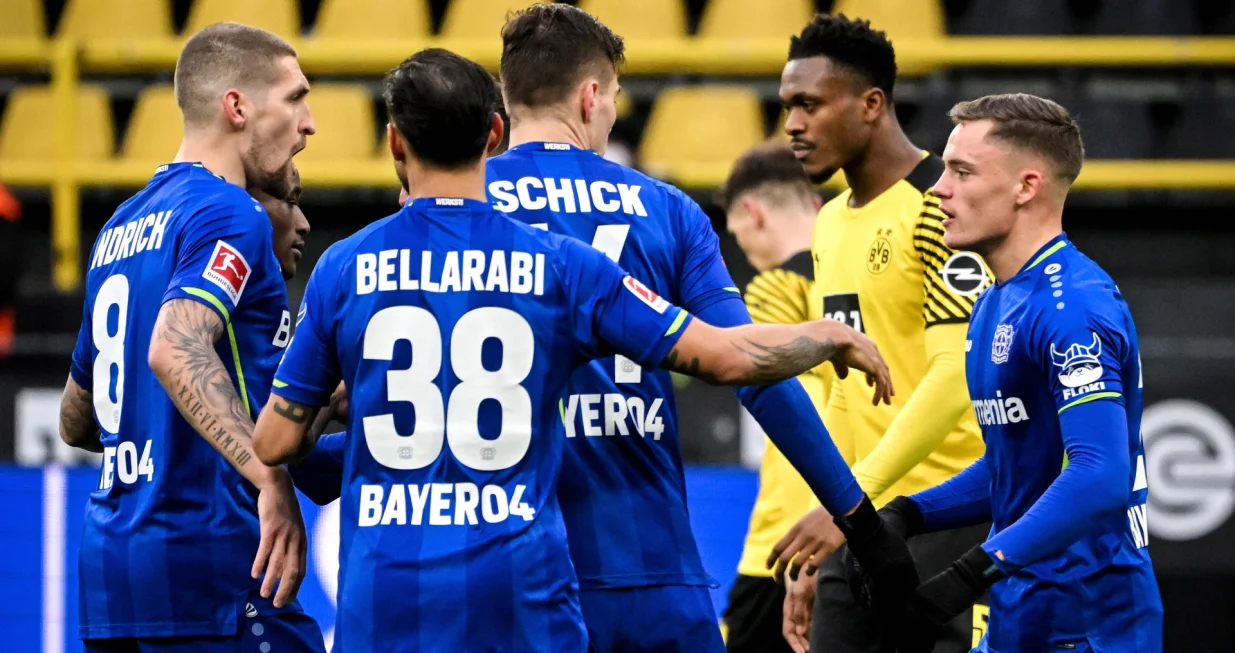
top-left (896, 545), bottom-right (1005, 653)
top-left (840, 496), bottom-right (924, 607)
top-left (833, 496), bottom-right (919, 611)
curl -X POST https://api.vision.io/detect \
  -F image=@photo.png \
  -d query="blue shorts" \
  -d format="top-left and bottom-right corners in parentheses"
top-left (579, 585), bottom-right (723, 653)
top-left (83, 610), bottom-right (325, 653)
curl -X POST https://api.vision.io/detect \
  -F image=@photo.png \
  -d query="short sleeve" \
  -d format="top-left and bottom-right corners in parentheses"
top-left (162, 193), bottom-right (273, 325)
top-left (70, 301), bottom-right (93, 388)
top-left (1032, 304), bottom-right (1126, 415)
top-left (674, 191), bottom-right (742, 314)
top-left (743, 268), bottom-right (810, 326)
top-left (561, 237), bottom-right (693, 368)
top-left (915, 194), bottom-right (990, 327)
top-left (272, 251), bottom-right (341, 407)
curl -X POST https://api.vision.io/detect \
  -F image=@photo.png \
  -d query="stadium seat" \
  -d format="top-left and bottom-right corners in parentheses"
top-left (830, 0), bottom-right (945, 42)
top-left (122, 86), bottom-right (182, 163)
top-left (297, 84), bottom-right (377, 163)
top-left (0, 0), bottom-right (44, 39)
top-left (0, 85), bottom-right (114, 161)
top-left (57, 0), bottom-right (173, 41)
top-left (1081, 0), bottom-right (1196, 36)
top-left (577, 0), bottom-right (687, 39)
top-left (440, 0), bottom-right (547, 40)
top-left (313, 0), bottom-right (431, 40)
top-left (946, 0), bottom-right (1075, 35)
top-left (639, 85), bottom-right (766, 182)
top-left (184, 0), bottom-right (300, 38)
top-left (696, 0), bottom-right (813, 39)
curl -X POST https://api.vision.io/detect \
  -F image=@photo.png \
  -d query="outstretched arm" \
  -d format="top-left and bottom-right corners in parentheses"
top-left (59, 375), bottom-right (102, 452)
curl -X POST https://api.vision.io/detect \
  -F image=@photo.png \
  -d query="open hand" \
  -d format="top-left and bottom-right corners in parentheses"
top-left (767, 506), bottom-right (846, 582)
top-left (251, 471), bottom-right (307, 608)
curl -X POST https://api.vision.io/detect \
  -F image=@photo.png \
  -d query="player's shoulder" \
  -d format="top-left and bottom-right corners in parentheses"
top-left (1021, 238), bottom-right (1129, 329)
top-left (904, 152), bottom-right (945, 196)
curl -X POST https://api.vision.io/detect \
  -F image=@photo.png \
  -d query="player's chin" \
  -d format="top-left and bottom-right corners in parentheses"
top-left (805, 163), bottom-right (840, 185)
top-left (942, 228), bottom-right (973, 252)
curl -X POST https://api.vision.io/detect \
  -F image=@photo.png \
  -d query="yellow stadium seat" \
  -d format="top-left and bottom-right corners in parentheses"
top-left (297, 84), bottom-right (376, 163)
top-left (831, 0), bottom-right (944, 43)
top-left (578, 0), bottom-right (687, 40)
top-left (440, 0), bottom-right (548, 40)
top-left (314, 0), bottom-right (431, 40)
top-left (123, 86), bottom-right (182, 162)
top-left (639, 85), bottom-right (765, 182)
top-left (185, 0), bottom-right (300, 38)
top-left (0, 0), bottom-right (45, 39)
top-left (57, 0), bottom-right (173, 41)
top-left (0, 85), bottom-right (114, 161)
top-left (697, 0), bottom-right (813, 40)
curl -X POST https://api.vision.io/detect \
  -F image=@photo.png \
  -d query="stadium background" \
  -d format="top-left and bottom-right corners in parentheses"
top-left (1, 0), bottom-right (1233, 651)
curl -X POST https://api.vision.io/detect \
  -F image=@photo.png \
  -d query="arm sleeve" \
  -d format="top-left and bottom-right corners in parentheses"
top-left (162, 193), bottom-right (273, 325)
top-left (910, 456), bottom-right (993, 533)
top-left (70, 301), bottom-right (93, 389)
top-left (850, 322), bottom-right (972, 499)
top-left (562, 237), bottom-right (692, 369)
top-left (271, 250), bottom-right (342, 407)
top-left (695, 293), bottom-right (865, 517)
top-left (982, 309), bottom-right (1130, 570)
top-left (290, 431), bottom-right (346, 506)
top-left (675, 192), bottom-right (744, 314)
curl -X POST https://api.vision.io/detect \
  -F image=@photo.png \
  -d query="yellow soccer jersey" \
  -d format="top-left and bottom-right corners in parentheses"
top-left (812, 153), bottom-right (986, 504)
top-left (735, 251), bottom-right (839, 577)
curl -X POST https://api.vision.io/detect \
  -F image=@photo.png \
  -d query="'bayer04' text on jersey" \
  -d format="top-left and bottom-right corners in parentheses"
top-left (69, 162), bottom-right (294, 639)
top-left (486, 142), bottom-right (737, 589)
top-left (966, 234), bottom-right (1161, 650)
top-left (271, 198), bottom-right (692, 653)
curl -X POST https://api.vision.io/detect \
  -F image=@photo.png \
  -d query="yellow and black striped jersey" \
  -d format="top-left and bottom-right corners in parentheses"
top-left (736, 251), bottom-right (833, 577)
top-left (811, 153), bottom-right (987, 502)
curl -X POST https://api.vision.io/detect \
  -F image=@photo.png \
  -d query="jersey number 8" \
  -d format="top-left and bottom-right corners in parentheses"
top-left (93, 274), bottom-right (130, 433)
top-left (363, 306), bottom-right (533, 472)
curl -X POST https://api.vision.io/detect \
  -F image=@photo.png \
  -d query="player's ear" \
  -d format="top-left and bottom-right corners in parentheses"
top-left (742, 196), bottom-right (767, 230)
top-left (860, 87), bottom-right (886, 122)
top-left (387, 123), bottom-right (406, 164)
top-left (1016, 168), bottom-right (1044, 207)
top-left (485, 112), bottom-right (505, 156)
top-left (222, 88), bottom-right (246, 128)
top-left (580, 79), bottom-right (599, 124)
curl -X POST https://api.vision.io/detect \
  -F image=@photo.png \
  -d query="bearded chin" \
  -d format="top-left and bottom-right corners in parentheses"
top-left (245, 142), bottom-right (293, 199)
top-left (807, 166), bottom-right (839, 185)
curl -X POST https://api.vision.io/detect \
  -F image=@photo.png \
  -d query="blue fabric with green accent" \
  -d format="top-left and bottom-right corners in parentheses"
top-left (922, 233), bottom-right (1161, 651)
top-left (70, 162), bottom-right (303, 641)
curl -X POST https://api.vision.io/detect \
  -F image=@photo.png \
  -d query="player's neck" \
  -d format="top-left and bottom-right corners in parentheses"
top-left (843, 122), bottom-right (922, 208)
top-left (508, 117), bottom-right (592, 152)
top-left (985, 214), bottom-right (1065, 284)
top-left (174, 134), bottom-right (246, 187)
top-left (767, 215), bottom-right (816, 270)
top-left (403, 161), bottom-right (489, 205)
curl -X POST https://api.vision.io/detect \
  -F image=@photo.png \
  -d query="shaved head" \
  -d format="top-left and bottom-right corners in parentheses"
top-left (175, 22), bottom-right (298, 127)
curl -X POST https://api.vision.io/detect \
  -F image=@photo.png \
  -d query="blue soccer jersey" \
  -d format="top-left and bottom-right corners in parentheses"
top-left (964, 234), bottom-right (1161, 651)
top-left (270, 197), bottom-right (693, 652)
top-left (486, 142), bottom-right (738, 589)
top-left (69, 163), bottom-right (296, 638)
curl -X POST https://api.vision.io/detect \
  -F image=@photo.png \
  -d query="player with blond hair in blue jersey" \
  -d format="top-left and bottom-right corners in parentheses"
top-left (251, 48), bottom-right (900, 653)
top-left (57, 23), bottom-right (326, 653)
top-left (848, 94), bottom-right (1162, 653)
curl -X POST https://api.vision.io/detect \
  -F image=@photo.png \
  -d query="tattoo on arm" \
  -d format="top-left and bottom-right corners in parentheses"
top-left (59, 377), bottom-right (103, 452)
top-left (154, 299), bottom-right (259, 472)
top-left (272, 397), bottom-right (312, 424)
top-left (731, 335), bottom-right (837, 385)
top-left (661, 347), bottom-right (702, 378)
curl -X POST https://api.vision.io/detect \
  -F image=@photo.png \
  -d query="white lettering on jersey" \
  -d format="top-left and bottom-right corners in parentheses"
top-left (356, 250), bottom-right (546, 297)
top-left (561, 393), bottom-right (666, 440)
top-left (1062, 380), bottom-right (1107, 401)
top-left (622, 276), bottom-right (670, 313)
top-left (90, 210), bottom-right (171, 270)
top-left (358, 482), bottom-right (534, 526)
top-left (1128, 503), bottom-right (1149, 549)
top-left (488, 178), bottom-right (647, 216)
top-left (972, 391), bottom-right (1030, 426)
top-left (272, 310), bottom-right (291, 347)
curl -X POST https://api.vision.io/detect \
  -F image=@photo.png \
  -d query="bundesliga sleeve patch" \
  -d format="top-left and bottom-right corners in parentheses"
top-left (623, 275), bottom-right (670, 314)
top-left (203, 240), bottom-right (252, 305)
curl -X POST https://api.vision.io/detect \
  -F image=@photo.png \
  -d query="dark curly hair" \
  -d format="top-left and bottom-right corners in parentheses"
top-left (788, 14), bottom-right (897, 101)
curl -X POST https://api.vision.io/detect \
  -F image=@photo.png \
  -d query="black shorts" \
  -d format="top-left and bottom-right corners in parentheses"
top-left (724, 574), bottom-right (794, 653)
top-left (810, 522), bottom-right (992, 653)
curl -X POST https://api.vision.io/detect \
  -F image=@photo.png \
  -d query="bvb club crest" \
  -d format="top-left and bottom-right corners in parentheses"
top-left (867, 229), bottom-right (892, 274)
top-left (991, 324), bottom-right (1014, 364)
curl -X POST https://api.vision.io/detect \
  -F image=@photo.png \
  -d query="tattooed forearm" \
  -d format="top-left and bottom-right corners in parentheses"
top-left (731, 335), bottom-right (838, 385)
top-left (661, 348), bottom-right (702, 378)
top-left (272, 397), bottom-right (313, 424)
top-left (59, 376), bottom-right (103, 452)
top-left (152, 299), bottom-right (265, 480)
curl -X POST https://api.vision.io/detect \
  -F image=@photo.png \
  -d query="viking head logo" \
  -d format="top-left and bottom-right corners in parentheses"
top-left (1050, 332), bottom-right (1103, 388)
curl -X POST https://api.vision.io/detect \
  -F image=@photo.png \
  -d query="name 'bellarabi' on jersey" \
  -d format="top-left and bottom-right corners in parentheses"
top-left (70, 162), bottom-right (293, 639)
top-left (485, 142), bottom-right (742, 589)
top-left (965, 233), bottom-right (1160, 649)
top-left (270, 196), bottom-right (694, 651)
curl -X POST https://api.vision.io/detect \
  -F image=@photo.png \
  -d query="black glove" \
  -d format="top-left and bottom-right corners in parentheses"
top-left (841, 496), bottom-right (924, 607)
top-left (832, 495), bottom-right (919, 612)
top-left (896, 545), bottom-right (1005, 653)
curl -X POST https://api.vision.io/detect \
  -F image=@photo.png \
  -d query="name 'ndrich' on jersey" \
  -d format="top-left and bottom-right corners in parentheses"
top-left (357, 248), bottom-right (546, 296)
